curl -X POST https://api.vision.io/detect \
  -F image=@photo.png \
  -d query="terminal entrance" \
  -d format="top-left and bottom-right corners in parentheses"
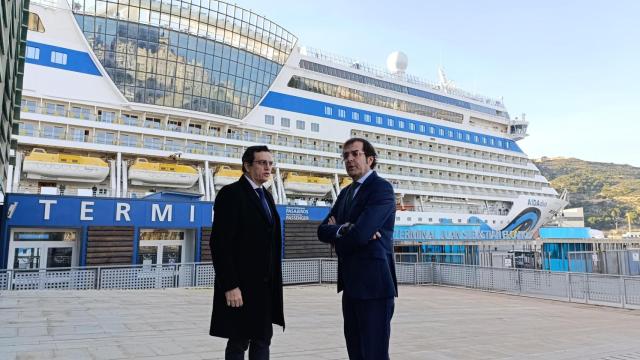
top-left (7, 229), bottom-right (79, 269)
top-left (137, 229), bottom-right (194, 265)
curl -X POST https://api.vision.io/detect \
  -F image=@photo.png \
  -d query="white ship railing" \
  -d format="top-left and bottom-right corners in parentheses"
top-left (301, 47), bottom-right (505, 109)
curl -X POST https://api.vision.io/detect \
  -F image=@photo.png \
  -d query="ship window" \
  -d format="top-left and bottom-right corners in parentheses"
top-left (429, 126), bottom-right (435, 134)
top-left (448, 130), bottom-right (453, 138)
top-left (28, 12), bottom-right (46, 32)
top-left (490, 138), bottom-right (495, 145)
top-left (376, 116), bottom-right (383, 125)
top-left (281, 117), bottom-right (290, 127)
top-left (45, 103), bottom-right (66, 116)
top-left (296, 120), bottom-right (305, 130)
top-left (408, 122), bottom-right (415, 131)
top-left (97, 110), bottom-right (115, 123)
top-left (264, 114), bottom-right (274, 125)
top-left (144, 117), bottom-right (160, 129)
top-left (474, 135), bottom-right (479, 143)
top-left (70, 106), bottom-right (91, 120)
top-left (364, 114), bottom-right (371, 123)
top-left (398, 120), bottom-right (405, 129)
top-left (506, 142), bottom-right (510, 148)
top-left (387, 118), bottom-right (394, 127)
top-left (352, 112), bottom-right (359, 121)
top-left (324, 106), bottom-right (333, 116)
top-left (188, 123), bottom-right (203, 134)
top-left (118, 113), bottom-right (136, 126)
top-left (482, 137), bottom-right (487, 144)
top-left (419, 125), bottom-right (425, 133)
top-left (311, 123), bottom-right (319, 132)
top-left (26, 46), bottom-right (40, 60)
top-left (50, 51), bottom-right (68, 65)
top-left (439, 129), bottom-right (445, 136)
top-left (338, 109), bottom-right (346, 118)
top-left (465, 133), bottom-right (471, 141)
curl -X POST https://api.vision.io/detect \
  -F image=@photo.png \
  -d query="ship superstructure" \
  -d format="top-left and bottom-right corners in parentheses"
top-left (11, 0), bottom-right (566, 237)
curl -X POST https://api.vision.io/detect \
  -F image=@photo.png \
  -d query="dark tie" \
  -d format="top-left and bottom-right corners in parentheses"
top-left (344, 182), bottom-right (361, 214)
top-left (255, 187), bottom-right (273, 224)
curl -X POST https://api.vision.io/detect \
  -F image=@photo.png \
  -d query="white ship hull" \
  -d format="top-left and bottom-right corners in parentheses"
top-left (11, 0), bottom-right (568, 237)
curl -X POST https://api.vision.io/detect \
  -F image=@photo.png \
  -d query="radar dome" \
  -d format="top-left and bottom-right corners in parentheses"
top-left (386, 51), bottom-right (408, 74)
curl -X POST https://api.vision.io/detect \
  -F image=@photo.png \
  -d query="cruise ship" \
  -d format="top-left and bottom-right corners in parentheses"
top-left (11, 0), bottom-right (567, 241)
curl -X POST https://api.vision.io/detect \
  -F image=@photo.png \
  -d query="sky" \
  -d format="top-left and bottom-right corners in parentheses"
top-left (237, 0), bottom-right (640, 166)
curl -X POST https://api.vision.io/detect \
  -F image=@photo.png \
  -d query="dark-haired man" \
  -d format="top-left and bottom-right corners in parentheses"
top-left (210, 145), bottom-right (284, 360)
top-left (318, 138), bottom-right (398, 360)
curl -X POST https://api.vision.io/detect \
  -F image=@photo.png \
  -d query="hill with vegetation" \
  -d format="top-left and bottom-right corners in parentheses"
top-left (534, 157), bottom-right (640, 231)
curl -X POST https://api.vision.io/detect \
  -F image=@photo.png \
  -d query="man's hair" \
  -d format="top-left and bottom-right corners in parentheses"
top-left (241, 145), bottom-right (271, 173)
top-left (343, 137), bottom-right (377, 169)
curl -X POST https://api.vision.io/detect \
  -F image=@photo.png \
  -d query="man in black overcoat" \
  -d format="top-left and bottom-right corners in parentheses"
top-left (210, 145), bottom-right (284, 360)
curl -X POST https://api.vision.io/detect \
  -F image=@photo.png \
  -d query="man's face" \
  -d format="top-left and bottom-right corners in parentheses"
top-left (342, 141), bottom-right (373, 181)
top-left (245, 151), bottom-right (273, 185)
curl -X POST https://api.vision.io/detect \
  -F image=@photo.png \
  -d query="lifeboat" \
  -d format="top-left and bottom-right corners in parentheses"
top-left (340, 177), bottom-right (353, 189)
top-left (22, 148), bottom-right (109, 183)
top-left (128, 158), bottom-right (198, 188)
top-left (213, 166), bottom-right (242, 190)
top-left (213, 166), bottom-right (273, 189)
top-left (283, 173), bottom-right (332, 195)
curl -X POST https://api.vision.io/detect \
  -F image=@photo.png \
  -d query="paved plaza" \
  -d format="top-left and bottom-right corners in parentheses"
top-left (1, 285), bottom-right (640, 359)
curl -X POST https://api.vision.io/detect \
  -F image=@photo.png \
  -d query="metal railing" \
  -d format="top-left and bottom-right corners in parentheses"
top-left (1, 260), bottom-right (639, 309)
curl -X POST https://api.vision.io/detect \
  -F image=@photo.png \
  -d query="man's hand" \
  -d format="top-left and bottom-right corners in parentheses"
top-left (371, 231), bottom-right (381, 240)
top-left (328, 216), bottom-right (337, 225)
top-left (225, 287), bottom-right (243, 307)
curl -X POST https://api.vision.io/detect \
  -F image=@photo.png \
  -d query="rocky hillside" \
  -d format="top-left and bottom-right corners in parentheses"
top-left (534, 157), bottom-right (640, 231)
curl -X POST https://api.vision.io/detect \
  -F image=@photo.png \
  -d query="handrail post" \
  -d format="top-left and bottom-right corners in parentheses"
top-left (97, 267), bottom-right (102, 290)
top-left (319, 259), bottom-right (323, 285)
top-left (620, 276), bottom-right (627, 309)
top-left (566, 272), bottom-right (572, 302)
top-left (584, 273), bottom-right (590, 304)
top-left (414, 263), bottom-right (418, 285)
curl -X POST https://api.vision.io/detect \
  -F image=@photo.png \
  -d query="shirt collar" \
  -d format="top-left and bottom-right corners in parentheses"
top-left (244, 175), bottom-right (261, 190)
top-left (355, 169), bottom-right (374, 185)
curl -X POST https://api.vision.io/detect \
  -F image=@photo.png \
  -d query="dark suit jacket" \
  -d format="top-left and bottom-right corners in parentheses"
top-left (318, 171), bottom-right (398, 300)
top-left (209, 176), bottom-right (284, 340)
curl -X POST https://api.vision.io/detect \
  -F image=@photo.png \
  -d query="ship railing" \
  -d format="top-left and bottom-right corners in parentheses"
top-left (1, 261), bottom-right (638, 310)
top-left (302, 47), bottom-right (505, 108)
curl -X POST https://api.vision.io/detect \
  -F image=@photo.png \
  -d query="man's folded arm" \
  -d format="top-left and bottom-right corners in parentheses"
top-left (335, 181), bottom-right (395, 256)
top-left (210, 187), bottom-right (241, 291)
top-left (317, 211), bottom-right (340, 245)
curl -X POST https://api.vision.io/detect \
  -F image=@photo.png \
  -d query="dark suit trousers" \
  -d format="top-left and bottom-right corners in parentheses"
top-left (342, 294), bottom-right (395, 360)
top-left (225, 337), bottom-right (271, 360)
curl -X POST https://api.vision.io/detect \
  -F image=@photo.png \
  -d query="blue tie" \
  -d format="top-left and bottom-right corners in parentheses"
top-left (344, 182), bottom-right (361, 213)
top-left (255, 187), bottom-right (273, 224)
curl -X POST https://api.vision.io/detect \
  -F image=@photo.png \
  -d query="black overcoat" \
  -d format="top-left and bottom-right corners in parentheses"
top-left (209, 175), bottom-right (284, 339)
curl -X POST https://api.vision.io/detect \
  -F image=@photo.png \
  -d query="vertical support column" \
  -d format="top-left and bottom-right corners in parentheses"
top-left (11, 151), bottom-right (22, 193)
top-left (121, 160), bottom-right (128, 197)
top-left (275, 167), bottom-right (287, 204)
top-left (109, 160), bottom-right (117, 196)
top-left (203, 162), bottom-right (210, 200)
top-left (116, 153), bottom-right (122, 197)
top-left (6, 165), bottom-right (14, 193)
top-left (208, 168), bottom-right (216, 200)
top-left (198, 168), bottom-right (206, 200)
top-left (333, 173), bottom-right (340, 195)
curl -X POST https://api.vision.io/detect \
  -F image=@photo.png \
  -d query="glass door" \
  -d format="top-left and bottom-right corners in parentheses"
top-left (8, 229), bottom-right (78, 269)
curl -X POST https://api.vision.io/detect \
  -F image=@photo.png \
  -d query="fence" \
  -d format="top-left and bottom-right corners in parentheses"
top-left (1, 260), bottom-right (639, 309)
